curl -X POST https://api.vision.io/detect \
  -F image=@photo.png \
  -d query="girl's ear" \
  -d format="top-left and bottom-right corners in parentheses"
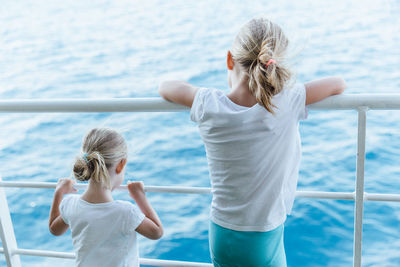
top-left (227, 50), bottom-right (234, 70)
top-left (116, 159), bottom-right (127, 174)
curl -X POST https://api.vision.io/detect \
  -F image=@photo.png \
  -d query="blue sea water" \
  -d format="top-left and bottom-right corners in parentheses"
top-left (1, 0), bottom-right (400, 266)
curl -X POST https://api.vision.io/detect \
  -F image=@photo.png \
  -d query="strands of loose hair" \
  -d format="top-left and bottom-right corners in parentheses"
top-left (232, 18), bottom-right (292, 114)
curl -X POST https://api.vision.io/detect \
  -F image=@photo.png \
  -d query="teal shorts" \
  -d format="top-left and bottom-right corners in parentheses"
top-left (209, 221), bottom-right (287, 267)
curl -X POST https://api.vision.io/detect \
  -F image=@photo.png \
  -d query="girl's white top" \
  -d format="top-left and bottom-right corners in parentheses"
top-left (60, 195), bottom-right (145, 267)
top-left (191, 84), bottom-right (308, 232)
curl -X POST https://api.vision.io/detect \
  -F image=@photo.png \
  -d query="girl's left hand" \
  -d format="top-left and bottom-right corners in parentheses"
top-left (127, 181), bottom-right (145, 199)
top-left (55, 178), bottom-right (77, 195)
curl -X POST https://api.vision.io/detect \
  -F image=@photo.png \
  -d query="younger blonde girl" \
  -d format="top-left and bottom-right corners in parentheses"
top-left (49, 128), bottom-right (163, 267)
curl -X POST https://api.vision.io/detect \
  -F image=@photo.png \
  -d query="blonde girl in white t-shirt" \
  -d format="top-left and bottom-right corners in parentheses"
top-left (48, 128), bottom-right (163, 267)
top-left (159, 18), bottom-right (345, 266)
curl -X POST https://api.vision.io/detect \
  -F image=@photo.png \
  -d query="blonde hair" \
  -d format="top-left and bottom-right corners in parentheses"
top-left (73, 128), bottom-right (128, 189)
top-left (232, 18), bottom-right (292, 113)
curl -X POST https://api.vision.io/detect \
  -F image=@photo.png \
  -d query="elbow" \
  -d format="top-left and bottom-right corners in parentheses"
top-left (49, 227), bottom-right (62, 236)
top-left (153, 227), bottom-right (164, 240)
top-left (335, 77), bottom-right (346, 95)
top-left (149, 226), bottom-right (164, 240)
top-left (157, 226), bottom-right (164, 239)
top-left (158, 82), bottom-right (167, 99)
top-left (48, 223), bottom-right (55, 236)
top-left (49, 222), bottom-right (65, 236)
top-left (158, 80), bottom-right (188, 100)
top-left (158, 80), bottom-right (177, 100)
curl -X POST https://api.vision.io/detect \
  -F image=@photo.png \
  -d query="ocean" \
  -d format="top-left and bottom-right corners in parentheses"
top-left (1, 0), bottom-right (400, 266)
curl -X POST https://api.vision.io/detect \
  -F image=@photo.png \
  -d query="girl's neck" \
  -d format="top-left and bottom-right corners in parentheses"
top-left (227, 79), bottom-right (257, 108)
top-left (81, 180), bottom-right (113, 204)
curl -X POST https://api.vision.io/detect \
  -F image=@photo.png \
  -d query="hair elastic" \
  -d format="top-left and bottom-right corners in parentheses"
top-left (82, 153), bottom-right (89, 163)
top-left (265, 59), bottom-right (276, 67)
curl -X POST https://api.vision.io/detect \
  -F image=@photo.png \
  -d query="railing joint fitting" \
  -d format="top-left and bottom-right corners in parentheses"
top-left (357, 106), bottom-right (369, 112)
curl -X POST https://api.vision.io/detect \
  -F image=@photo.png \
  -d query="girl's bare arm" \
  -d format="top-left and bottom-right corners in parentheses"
top-left (48, 179), bottom-right (76, 236)
top-left (158, 80), bottom-right (199, 107)
top-left (305, 77), bottom-right (346, 105)
top-left (128, 181), bottom-right (163, 240)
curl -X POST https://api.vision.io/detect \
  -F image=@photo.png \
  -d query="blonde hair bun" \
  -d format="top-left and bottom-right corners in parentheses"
top-left (73, 156), bottom-right (91, 182)
top-left (73, 128), bottom-right (128, 189)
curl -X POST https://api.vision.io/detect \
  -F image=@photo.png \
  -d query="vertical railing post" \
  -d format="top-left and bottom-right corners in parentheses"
top-left (0, 175), bottom-right (21, 267)
top-left (353, 107), bottom-right (368, 267)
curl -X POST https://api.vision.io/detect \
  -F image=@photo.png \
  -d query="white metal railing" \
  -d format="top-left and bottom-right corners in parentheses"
top-left (0, 94), bottom-right (400, 113)
top-left (2, 181), bottom-right (400, 202)
top-left (1, 95), bottom-right (400, 267)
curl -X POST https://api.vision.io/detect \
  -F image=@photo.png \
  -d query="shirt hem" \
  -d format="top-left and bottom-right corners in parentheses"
top-left (210, 215), bottom-right (287, 232)
top-left (133, 212), bottom-right (145, 230)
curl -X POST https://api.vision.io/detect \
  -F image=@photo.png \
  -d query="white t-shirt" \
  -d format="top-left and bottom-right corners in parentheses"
top-left (190, 84), bottom-right (308, 232)
top-left (60, 195), bottom-right (145, 267)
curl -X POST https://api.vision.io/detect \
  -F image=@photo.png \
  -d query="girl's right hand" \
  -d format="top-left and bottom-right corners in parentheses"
top-left (55, 178), bottom-right (77, 195)
top-left (127, 181), bottom-right (145, 199)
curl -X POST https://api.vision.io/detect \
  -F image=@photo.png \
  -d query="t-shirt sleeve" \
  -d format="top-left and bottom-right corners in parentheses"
top-left (288, 83), bottom-right (308, 121)
top-left (59, 195), bottom-right (73, 225)
top-left (190, 88), bottom-right (209, 123)
top-left (124, 203), bottom-right (145, 234)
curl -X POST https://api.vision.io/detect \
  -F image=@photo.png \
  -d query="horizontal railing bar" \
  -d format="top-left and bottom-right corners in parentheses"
top-left (1, 181), bottom-right (400, 202)
top-left (0, 98), bottom-right (187, 113)
top-left (1, 95), bottom-right (400, 113)
top-left (0, 181), bottom-right (211, 194)
top-left (364, 193), bottom-right (400, 202)
top-left (13, 249), bottom-right (74, 259)
top-left (143, 185), bottom-right (211, 194)
top-left (308, 94), bottom-right (400, 110)
top-left (1, 248), bottom-right (213, 267)
top-left (296, 191), bottom-right (355, 200)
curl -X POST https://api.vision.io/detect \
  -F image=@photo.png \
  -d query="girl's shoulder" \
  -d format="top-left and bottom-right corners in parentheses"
top-left (115, 200), bottom-right (145, 233)
top-left (193, 87), bottom-right (222, 102)
top-left (114, 199), bottom-right (134, 209)
top-left (280, 83), bottom-right (307, 120)
top-left (191, 87), bottom-right (231, 121)
top-left (114, 200), bottom-right (143, 216)
top-left (60, 193), bottom-right (80, 206)
top-left (59, 194), bottom-right (80, 223)
top-left (283, 83), bottom-right (306, 97)
top-left (272, 83), bottom-right (306, 108)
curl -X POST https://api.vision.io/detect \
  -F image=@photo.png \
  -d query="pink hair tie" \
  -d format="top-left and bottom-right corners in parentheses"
top-left (265, 59), bottom-right (276, 67)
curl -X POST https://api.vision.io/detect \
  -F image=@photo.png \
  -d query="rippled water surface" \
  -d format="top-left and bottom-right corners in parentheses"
top-left (1, 0), bottom-right (400, 266)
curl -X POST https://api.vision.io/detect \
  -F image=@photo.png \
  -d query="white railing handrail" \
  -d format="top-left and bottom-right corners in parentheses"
top-left (0, 247), bottom-right (212, 267)
top-left (0, 94), bottom-right (400, 113)
top-left (0, 181), bottom-right (212, 194)
top-left (1, 181), bottom-right (400, 202)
